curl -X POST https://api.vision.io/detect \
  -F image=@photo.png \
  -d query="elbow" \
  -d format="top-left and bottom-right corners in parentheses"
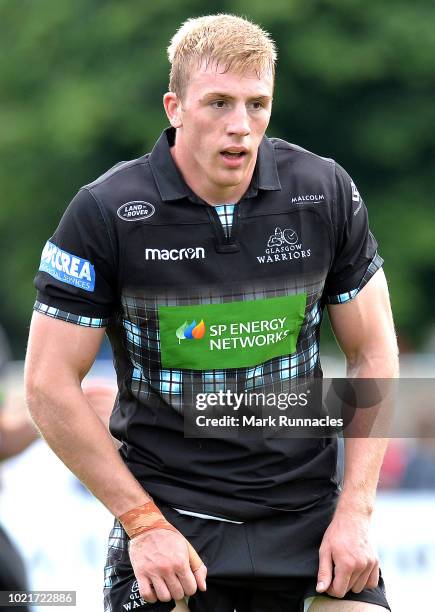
top-left (25, 376), bottom-right (48, 422)
top-left (346, 339), bottom-right (399, 378)
top-left (24, 365), bottom-right (56, 423)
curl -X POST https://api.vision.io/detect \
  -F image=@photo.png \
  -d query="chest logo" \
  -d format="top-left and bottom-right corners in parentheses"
top-left (145, 247), bottom-right (205, 261)
top-left (117, 201), bottom-right (155, 221)
top-left (159, 295), bottom-right (307, 370)
top-left (291, 194), bottom-right (325, 204)
top-left (176, 320), bottom-right (206, 342)
top-left (257, 227), bottom-right (311, 264)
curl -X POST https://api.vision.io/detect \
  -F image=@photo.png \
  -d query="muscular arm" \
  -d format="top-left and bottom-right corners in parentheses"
top-left (25, 312), bottom-right (206, 602)
top-left (24, 312), bottom-right (150, 516)
top-left (316, 269), bottom-right (399, 597)
top-left (329, 268), bottom-right (398, 515)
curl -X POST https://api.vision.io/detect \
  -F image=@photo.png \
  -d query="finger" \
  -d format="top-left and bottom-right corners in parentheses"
top-left (164, 574), bottom-right (187, 601)
top-left (176, 565), bottom-right (198, 597)
top-left (350, 567), bottom-right (371, 594)
top-left (187, 541), bottom-right (207, 592)
top-left (187, 541), bottom-right (203, 572)
top-left (327, 566), bottom-right (352, 599)
top-left (194, 563), bottom-right (207, 592)
top-left (139, 579), bottom-right (157, 604)
top-left (366, 563), bottom-right (380, 590)
top-left (316, 546), bottom-right (333, 593)
top-left (151, 576), bottom-right (172, 602)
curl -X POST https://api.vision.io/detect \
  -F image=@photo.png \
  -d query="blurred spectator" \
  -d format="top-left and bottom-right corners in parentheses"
top-left (400, 414), bottom-right (435, 490)
top-left (81, 379), bottom-right (117, 434)
top-left (378, 440), bottom-right (407, 490)
top-left (74, 379), bottom-right (118, 497)
top-left (0, 402), bottom-right (39, 462)
top-left (0, 324), bottom-right (117, 603)
top-left (0, 325), bottom-right (38, 611)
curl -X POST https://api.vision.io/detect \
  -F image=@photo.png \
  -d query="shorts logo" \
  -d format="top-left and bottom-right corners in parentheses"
top-left (121, 579), bottom-right (148, 609)
top-left (39, 241), bottom-right (95, 292)
top-left (257, 228), bottom-right (311, 264)
top-left (117, 201), bottom-right (155, 221)
top-left (176, 320), bottom-right (206, 342)
top-left (145, 247), bottom-right (205, 261)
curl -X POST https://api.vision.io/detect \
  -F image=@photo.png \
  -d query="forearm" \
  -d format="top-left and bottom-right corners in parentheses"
top-left (338, 438), bottom-right (389, 517)
top-left (338, 349), bottom-right (399, 516)
top-left (26, 379), bottom-right (150, 517)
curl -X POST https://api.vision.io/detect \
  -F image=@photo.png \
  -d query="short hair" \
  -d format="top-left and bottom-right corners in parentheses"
top-left (167, 14), bottom-right (277, 99)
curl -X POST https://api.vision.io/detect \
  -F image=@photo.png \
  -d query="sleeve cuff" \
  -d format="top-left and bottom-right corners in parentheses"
top-left (33, 301), bottom-right (108, 328)
top-left (325, 253), bottom-right (384, 305)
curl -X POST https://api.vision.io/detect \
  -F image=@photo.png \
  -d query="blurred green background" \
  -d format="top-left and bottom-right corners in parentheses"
top-left (1, 0), bottom-right (434, 357)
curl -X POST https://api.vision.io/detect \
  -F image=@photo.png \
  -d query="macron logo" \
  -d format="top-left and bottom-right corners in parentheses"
top-left (39, 240), bottom-right (95, 292)
top-left (145, 247), bottom-right (205, 261)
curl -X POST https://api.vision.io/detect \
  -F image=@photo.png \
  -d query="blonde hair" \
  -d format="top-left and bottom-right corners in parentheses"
top-left (167, 14), bottom-right (277, 99)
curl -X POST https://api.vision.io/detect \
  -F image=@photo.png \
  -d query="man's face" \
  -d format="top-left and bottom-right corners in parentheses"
top-left (167, 62), bottom-right (273, 202)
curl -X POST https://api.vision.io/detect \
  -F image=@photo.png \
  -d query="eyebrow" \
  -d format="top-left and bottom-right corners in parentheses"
top-left (200, 92), bottom-right (272, 103)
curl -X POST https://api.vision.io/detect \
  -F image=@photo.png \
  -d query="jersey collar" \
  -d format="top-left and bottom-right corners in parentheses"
top-left (149, 127), bottom-right (281, 203)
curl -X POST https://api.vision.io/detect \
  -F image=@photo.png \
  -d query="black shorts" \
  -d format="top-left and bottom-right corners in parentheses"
top-left (103, 497), bottom-right (390, 612)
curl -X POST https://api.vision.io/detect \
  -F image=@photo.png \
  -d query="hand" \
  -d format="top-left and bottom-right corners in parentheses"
top-left (316, 509), bottom-right (379, 598)
top-left (129, 528), bottom-right (207, 603)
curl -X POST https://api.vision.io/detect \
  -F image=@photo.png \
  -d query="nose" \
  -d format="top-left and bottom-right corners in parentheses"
top-left (226, 103), bottom-right (251, 137)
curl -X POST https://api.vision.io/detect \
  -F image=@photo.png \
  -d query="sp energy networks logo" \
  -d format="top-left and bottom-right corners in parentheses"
top-left (159, 295), bottom-right (307, 370)
top-left (256, 227), bottom-right (311, 264)
top-left (39, 240), bottom-right (95, 292)
top-left (145, 247), bottom-right (205, 261)
top-left (176, 320), bottom-right (206, 342)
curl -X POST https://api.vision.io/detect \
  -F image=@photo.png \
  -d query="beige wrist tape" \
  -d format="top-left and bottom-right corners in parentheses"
top-left (118, 500), bottom-right (203, 572)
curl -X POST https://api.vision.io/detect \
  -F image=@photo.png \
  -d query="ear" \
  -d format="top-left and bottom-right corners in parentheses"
top-left (163, 92), bottom-right (183, 128)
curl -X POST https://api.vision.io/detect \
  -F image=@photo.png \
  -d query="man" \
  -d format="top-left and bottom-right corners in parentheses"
top-left (25, 14), bottom-right (398, 612)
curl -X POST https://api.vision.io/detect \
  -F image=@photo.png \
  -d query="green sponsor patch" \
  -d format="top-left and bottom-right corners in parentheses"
top-left (158, 294), bottom-right (306, 370)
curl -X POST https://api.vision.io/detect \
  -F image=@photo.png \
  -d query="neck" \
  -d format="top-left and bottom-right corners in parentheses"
top-left (170, 138), bottom-right (256, 205)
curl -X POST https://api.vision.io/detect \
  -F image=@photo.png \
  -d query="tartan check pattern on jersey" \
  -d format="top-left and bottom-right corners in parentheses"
top-left (325, 254), bottom-right (383, 304)
top-left (103, 520), bottom-right (127, 612)
top-left (121, 276), bottom-right (324, 413)
top-left (33, 206), bottom-right (382, 415)
top-left (33, 301), bottom-right (108, 327)
top-left (215, 204), bottom-right (236, 238)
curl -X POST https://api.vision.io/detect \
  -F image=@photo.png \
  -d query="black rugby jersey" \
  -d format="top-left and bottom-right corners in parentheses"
top-left (34, 127), bottom-right (382, 520)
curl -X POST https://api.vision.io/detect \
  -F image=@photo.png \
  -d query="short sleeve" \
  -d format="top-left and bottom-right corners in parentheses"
top-left (323, 164), bottom-right (383, 304)
top-left (33, 188), bottom-right (118, 327)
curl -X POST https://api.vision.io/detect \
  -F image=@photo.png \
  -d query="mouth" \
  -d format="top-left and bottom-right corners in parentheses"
top-left (220, 148), bottom-right (249, 164)
top-left (221, 151), bottom-right (246, 158)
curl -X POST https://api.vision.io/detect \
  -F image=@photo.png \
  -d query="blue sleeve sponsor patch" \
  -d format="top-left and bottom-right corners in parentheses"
top-left (39, 241), bottom-right (96, 292)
